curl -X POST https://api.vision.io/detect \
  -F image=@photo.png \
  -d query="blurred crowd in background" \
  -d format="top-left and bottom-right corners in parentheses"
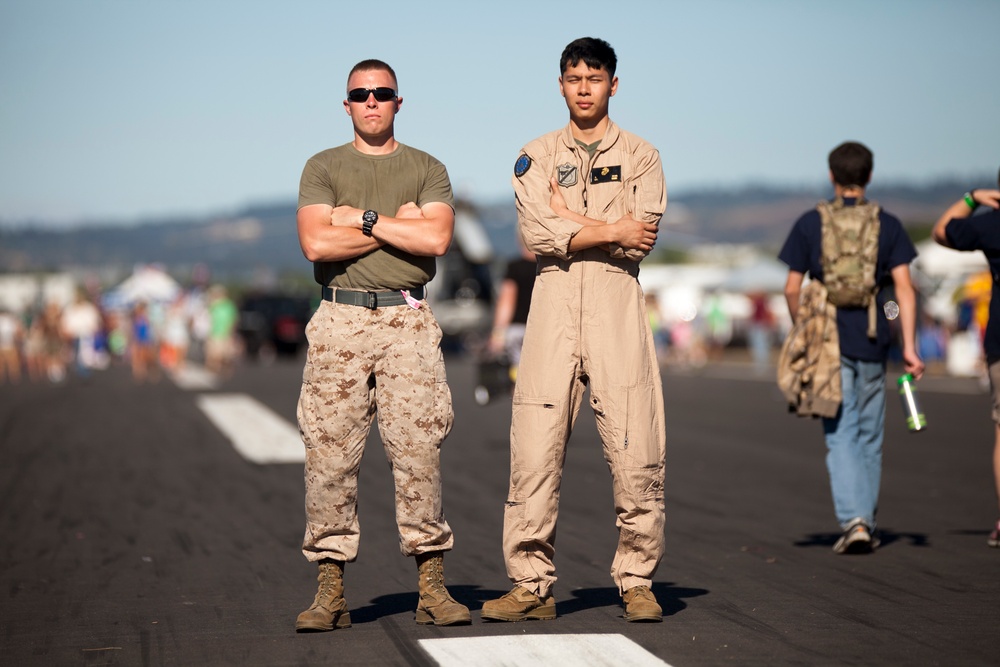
top-left (0, 278), bottom-right (243, 385)
top-left (0, 256), bottom-right (993, 387)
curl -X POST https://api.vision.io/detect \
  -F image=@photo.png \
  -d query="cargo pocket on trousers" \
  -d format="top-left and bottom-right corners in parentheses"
top-left (430, 353), bottom-right (454, 442)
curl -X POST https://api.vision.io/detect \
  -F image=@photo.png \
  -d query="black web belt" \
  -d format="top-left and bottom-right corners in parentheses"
top-left (321, 285), bottom-right (424, 309)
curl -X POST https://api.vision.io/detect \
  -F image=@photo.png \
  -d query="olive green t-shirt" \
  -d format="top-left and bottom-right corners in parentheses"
top-left (297, 142), bottom-right (454, 290)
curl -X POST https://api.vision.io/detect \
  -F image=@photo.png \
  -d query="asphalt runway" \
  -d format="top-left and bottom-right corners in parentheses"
top-left (1, 353), bottom-right (997, 666)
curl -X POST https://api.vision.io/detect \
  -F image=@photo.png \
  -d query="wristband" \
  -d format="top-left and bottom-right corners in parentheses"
top-left (964, 190), bottom-right (978, 211)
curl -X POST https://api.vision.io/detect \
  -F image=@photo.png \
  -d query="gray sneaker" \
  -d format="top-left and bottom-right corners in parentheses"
top-left (832, 518), bottom-right (875, 554)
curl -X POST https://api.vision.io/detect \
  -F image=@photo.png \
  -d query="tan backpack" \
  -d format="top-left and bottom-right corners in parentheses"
top-left (818, 197), bottom-right (880, 338)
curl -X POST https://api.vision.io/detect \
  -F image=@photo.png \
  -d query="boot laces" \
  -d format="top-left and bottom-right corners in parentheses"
top-left (626, 585), bottom-right (653, 601)
top-left (428, 559), bottom-right (444, 587)
top-left (315, 562), bottom-right (341, 605)
top-left (421, 556), bottom-right (448, 595)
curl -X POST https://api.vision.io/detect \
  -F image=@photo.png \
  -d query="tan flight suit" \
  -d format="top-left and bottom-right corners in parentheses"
top-left (504, 121), bottom-right (667, 597)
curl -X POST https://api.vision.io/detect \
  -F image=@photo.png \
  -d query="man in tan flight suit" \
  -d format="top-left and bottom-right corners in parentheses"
top-left (481, 37), bottom-right (667, 623)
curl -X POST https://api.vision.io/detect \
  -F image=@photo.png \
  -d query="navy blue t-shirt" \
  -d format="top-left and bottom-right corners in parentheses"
top-left (945, 207), bottom-right (1000, 363)
top-left (777, 198), bottom-right (917, 362)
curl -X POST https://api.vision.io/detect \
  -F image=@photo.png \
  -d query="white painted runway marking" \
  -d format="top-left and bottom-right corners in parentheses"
top-left (196, 394), bottom-right (304, 464)
top-left (169, 363), bottom-right (219, 390)
top-left (418, 634), bottom-right (671, 667)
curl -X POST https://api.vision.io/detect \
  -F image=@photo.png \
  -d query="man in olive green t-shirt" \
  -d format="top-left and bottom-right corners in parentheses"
top-left (293, 58), bottom-right (469, 632)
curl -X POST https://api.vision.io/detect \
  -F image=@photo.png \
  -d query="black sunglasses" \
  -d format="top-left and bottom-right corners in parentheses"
top-left (347, 87), bottom-right (397, 103)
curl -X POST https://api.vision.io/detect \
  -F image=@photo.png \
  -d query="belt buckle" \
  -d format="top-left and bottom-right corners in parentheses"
top-left (366, 291), bottom-right (377, 309)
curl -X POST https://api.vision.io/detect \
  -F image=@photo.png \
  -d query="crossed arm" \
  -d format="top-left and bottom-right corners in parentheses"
top-left (297, 201), bottom-right (454, 262)
top-left (545, 177), bottom-right (658, 253)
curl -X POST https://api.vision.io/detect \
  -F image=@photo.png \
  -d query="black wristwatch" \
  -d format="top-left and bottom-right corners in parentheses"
top-left (362, 209), bottom-right (379, 237)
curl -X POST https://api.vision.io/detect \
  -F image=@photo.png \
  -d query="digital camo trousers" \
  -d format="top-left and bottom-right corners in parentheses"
top-left (298, 298), bottom-right (455, 562)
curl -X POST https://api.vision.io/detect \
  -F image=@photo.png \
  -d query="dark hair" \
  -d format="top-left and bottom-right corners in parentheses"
top-left (560, 37), bottom-right (617, 78)
top-left (828, 141), bottom-right (873, 187)
top-left (347, 59), bottom-right (397, 89)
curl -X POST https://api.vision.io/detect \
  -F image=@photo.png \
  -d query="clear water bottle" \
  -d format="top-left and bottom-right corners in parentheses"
top-left (897, 373), bottom-right (927, 432)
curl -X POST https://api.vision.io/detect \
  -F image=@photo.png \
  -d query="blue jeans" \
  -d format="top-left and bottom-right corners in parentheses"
top-left (822, 356), bottom-right (886, 529)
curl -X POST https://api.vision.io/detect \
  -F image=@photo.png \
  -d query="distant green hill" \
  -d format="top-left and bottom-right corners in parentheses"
top-left (0, 177), bottom-right (989, 280)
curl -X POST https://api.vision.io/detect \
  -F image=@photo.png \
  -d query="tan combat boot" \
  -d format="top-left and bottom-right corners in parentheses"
top-left (481, 585), bottom-right (557, 622)
top-left (414, 552), bottom-right (471, 625)
top-left (295, 559), bottom-right (351, 632)
top-left (622, 585), bottom-right (662, 622)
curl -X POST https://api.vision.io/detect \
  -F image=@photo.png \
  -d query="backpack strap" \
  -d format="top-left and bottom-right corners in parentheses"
top-left (860, 201), bottom-right (881, 339)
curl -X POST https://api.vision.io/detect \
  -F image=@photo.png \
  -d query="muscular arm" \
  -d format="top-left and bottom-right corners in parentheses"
top-left (364, 201), bottom-right (454, 257)
top-left (932, 189), bottom-right (1000, 248)
top-left (297, 204), bottom-right (380, 262)
top-left (891, 263), bottom-right (924, 380)
top-left (297, 201), bottom-right (454, 262)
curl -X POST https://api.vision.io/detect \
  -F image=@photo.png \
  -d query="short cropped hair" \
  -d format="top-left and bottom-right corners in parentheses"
top-left (828, 141), bottom-right (873, 187)
top-left (347, 59), bottom-right (397, 89)
top-left (560, 37), bottom-right (617, 78)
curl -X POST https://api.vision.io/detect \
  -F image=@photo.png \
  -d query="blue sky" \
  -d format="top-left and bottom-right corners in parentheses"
top-left (1, 0), bottom-right (998, 225)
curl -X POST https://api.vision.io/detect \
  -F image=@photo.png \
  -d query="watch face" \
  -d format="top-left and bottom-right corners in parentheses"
top-left (363, 210), bottom-right (378, 224)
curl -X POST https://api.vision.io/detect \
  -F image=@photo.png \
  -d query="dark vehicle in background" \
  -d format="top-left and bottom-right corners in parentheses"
top-left (237, 292), bottom-right (314, 361)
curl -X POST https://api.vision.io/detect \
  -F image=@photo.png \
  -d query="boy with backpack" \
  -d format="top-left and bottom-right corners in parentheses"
top-left (778, 141), bottom-right (924, 554)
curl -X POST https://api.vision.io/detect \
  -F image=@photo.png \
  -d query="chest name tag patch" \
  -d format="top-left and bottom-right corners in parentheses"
top-left (590, 165), bottom-right (622, 184)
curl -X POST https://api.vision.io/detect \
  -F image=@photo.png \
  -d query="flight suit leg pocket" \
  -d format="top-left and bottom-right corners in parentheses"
top-left (511, 394), bottom-right (563, 471)
top-left (594, 384), bottom-right (664, 501)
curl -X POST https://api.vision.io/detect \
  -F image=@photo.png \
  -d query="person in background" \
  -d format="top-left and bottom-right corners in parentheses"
top-left (778, 141), bottom-right (923, 554)
top-left (41, 302), bottom-right (67, 383)
top-left (130, 301), bottom-right (158, 383)
top-left (488, 241), bottom-right (536, 377)
top-left (0, 306), bottom-right (23, 384)
top-left (204, 286), bottom-right (237, 376)
top-left (644, 293), bottom-right (669, 365)
top-left (61, 289), bottom-right (102, 377)
top-left (160, 294), bottom-right (191, 372)
top-left (747, 291), bottom-right (776, 374)
top-left (21, 308), bottom-right (46, 382)
top-left (931, 174), bottom-right (1000, 547)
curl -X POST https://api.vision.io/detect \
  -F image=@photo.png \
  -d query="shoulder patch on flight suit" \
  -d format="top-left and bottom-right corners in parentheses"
top-left (556, 163), bottom-right (578, 188)
top-left (514, 154), bottom-right (531, 177)
top-left (590, 165), bottom-right (622, 184)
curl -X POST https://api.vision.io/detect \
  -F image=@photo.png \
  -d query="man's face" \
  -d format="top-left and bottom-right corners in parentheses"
top-left (559, 61), bottom-right (617, 125)
top-left (344, 68), bottom-right (400, 140)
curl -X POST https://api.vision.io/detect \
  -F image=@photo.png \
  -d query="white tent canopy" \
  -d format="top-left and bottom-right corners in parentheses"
top-left (103, 265), bottom-right (182, 309)
top-left (717, 258), bottom-right (790, 293)
top-left (913, 239), bottom-right (988, 278)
